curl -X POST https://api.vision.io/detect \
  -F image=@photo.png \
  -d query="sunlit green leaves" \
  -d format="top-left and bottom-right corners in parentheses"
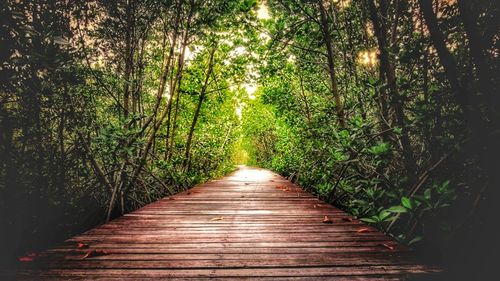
top-left (368, 142), bottom-right (391, 155)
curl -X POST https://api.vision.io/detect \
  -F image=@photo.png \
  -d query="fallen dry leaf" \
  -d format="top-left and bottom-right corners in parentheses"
top-left (380, 243), bottom-right (395, 250)
top-left (168, 197), bottom-right (175, 200)
top-left (322, 215), bottom-right (333, 224)
top-left (77, 242), bottom-right (89, 249)
top-left (82, 250), bottom-right (108, 259)
top-left (357, 228), bottom-right (370, 233)
top-left (18, 256), bottom-right (34, 262)
top-left (341, 217), bottom-right (353, 222)
top-left (210, 216), bottom-right (224, 221)
top-left (18, 252), bottom-right (37, 262)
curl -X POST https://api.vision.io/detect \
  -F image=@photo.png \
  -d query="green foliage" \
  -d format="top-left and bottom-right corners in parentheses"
top-left (368, 142), bottom-right (391, 156)
top-left (240, 0), bottom-right (499, 260)
top-left (0, 0), bottom-right (251, 262)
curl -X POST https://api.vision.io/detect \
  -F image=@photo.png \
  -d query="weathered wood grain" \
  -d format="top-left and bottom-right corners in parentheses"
top-left (12, 166), bottom-right (439, 280)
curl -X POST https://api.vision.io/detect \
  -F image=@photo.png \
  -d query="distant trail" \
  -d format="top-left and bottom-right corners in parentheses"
top-left (13, 166), bottom-right (439, 280)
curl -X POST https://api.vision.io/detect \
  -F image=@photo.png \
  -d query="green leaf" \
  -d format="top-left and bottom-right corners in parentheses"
top-left (368, 142), bottom-right (391, 155)
top-left (392, 126), bottom-right (402, 135)
top-left (387, 205), bottom-right (407, 213)
top-left (424, 188), bottom-right (431, 200)
top-left (408, 236), bottom-right (423, 245)
top-left (378, 210), bottom-right (392, 221)
top-left (367, 76), bottom-right (377, 86)
top-left (360, 217), bottom-right (377, 223)
top-left (401, 197), bottom-right (413, 209)
top-left (437, 180), bottom-right (451, 194)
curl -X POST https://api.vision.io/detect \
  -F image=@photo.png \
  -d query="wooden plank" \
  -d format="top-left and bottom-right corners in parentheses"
top-left (44, 246), bottom-right (407, 255)
top-left (15, 265), bottom-right (440, 278)
top-left (12, 166), bottom-right (439, 280)
top-left (36, 250), bottom-right (412, 259)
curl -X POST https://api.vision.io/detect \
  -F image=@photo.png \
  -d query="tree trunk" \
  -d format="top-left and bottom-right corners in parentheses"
top-left (184, 46), bottom-right (217, 169)
top-left (108, 0), bottom-right (184, 221)
top-left (165, 37), bottom-right (189, 160)
top-left (318, 0), bottom-right (346, 128)
top-left (457, 0), bottom-right (495, 106)
top-left (298, 70), bottom-right (312, 124)
top-left (123, 0), bottom-right (134, 119)
top-left (168, 8), bottom-right (194, 159)
top-left (163, 47), bottom-right (180, 159)
top-left (167, 41), bottom-right (188, 160)
top-left (418, 0), bottom-right (466, 106)
top-left (366, 0), bottom-right (417, 183)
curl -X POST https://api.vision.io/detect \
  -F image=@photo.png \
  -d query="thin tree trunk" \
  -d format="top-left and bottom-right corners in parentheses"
top-left (57, 83), bottom-right (68, 196)
top-left (168, 7), bottom-right (194, 160)
top-left (163, 46), bottom-right (181, 159)
top-left (123, 0), bottom-right (134, 119)
top-left (107, 1), bottom-right (184, 221)
top-left (318, 0), bottom-right (346, 128)
top-left (366, 0), bottom-right (417, 183)
top-left (165, 32), bottom-right (189, 160)
top-left (166, 41), bottom-right (188, 160)
top-left (184, 46), bottom-right (217, 169)
top-left (298, 70), bottom-right (312, 123)
top-left (456, 0), bottom-right (494, 105)
top-left (418, 0), bottom-right (466, 106)
top-left (133, 36), bottom-right (147, 117)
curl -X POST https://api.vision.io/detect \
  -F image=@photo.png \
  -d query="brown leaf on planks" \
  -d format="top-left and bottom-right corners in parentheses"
top-left (322, 215), bottom-right (333, 224)
top-left (18, 252), bottom-right (37, 262)
top-left (379, 243), bottom-right (395, 250)
top-left (276, 185), bottom-right (290, 191)
top-left (168, 197), bottom-right (175, 200)
top-left (82, 250), bottom-right (108, 259)
top-left (77, 242), bottom-right (89, 249)
top-left (210, 216), bottom-right (224, 221)
top-left (18, 256), bottom-right (34, 262)
top-left (342, 217), bottom-right (353, 222)
top-left (357, 228), bottom-right (370, 233)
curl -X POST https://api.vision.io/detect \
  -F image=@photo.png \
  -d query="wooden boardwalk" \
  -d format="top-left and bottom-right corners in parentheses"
top-left (14, 166), bottom-right (439, 280)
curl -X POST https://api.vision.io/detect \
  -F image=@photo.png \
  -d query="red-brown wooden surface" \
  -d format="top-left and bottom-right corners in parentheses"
top-left (12, 166), bottom-right (439, 280)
